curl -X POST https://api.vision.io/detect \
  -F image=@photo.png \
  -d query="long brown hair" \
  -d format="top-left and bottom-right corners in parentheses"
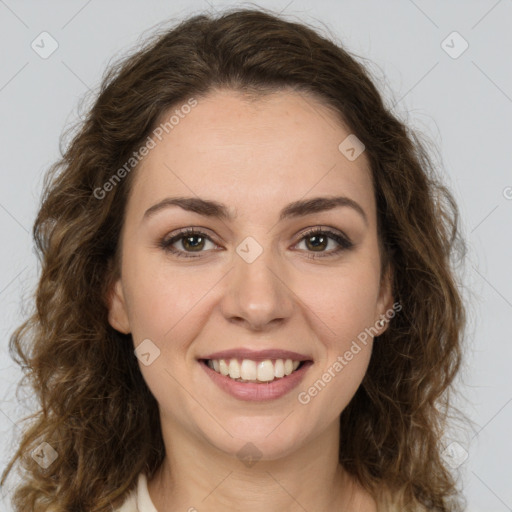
top-left (2, 7), bottom-right (467, 511)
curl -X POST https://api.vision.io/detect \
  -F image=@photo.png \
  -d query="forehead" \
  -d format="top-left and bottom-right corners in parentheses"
top-left (127, 88), bottom-right (375, 224)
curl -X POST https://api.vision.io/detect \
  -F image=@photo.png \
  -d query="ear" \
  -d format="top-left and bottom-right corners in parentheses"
top-left (376, 262), bottom-right (395, 335)
top-left (106, 278), bottom-right (131, 334)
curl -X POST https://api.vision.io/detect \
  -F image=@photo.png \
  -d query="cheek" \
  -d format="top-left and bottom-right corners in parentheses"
top-left (291, 257), bottom-right (379, 411)
top-left (296, 328), bottom-right (373, 432)
top-left (122, 251), bottom-right (215, 341)
top-left (294, 257), bottom-right (381, 344)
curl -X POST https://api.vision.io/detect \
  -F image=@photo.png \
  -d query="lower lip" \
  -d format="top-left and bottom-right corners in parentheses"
top-left (199, 360), bottom-right (313, 401)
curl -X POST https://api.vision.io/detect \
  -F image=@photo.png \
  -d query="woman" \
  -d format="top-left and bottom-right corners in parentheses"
top-left (1, 7), bottom-right (467, 512)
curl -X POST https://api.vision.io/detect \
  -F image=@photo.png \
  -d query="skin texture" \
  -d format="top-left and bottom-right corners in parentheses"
top-left (107, 89), bottom-right (393, 511)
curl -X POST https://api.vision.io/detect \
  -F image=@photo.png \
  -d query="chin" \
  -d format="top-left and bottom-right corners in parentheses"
top-left (199, 414), bottom-right (311, 462)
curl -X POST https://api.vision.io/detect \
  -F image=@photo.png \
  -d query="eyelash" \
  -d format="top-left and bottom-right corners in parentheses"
top-left (159, 227), bottom-right (354, 260)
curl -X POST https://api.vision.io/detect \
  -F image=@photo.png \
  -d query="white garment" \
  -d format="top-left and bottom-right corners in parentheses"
top-left (113, 473), bottom-right (409, 512)
top-left (116, 473), bottom-right (158, 512)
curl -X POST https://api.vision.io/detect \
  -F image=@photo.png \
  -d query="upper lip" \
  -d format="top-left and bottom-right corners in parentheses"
top-left (200, 349), bottom-right (312, 362)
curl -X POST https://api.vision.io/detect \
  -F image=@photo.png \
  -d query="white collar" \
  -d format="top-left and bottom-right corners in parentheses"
top-left (136, 473), bottom-right (159, 512)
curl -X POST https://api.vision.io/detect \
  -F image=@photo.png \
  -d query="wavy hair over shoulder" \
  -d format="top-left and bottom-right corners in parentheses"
top-left (2, 7), bottom-right (467, 511)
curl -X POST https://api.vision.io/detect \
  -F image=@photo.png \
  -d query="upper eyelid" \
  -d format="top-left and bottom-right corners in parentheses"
top-left (163, 226), bottom-right (351, 249)
top-left (163, 227), bottom-right (217, 244)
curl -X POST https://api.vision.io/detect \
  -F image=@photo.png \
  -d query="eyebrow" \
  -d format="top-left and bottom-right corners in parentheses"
top-left (143, 195), bottom-right (368, 226)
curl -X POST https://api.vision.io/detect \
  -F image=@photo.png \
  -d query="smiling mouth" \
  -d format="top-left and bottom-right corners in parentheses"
top-left (199, 358), bottom-right (310, 383)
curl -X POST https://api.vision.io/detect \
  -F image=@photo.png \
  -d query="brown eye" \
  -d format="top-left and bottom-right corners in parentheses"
top-left (160, 229), bottom-right (217, 258)
top-left (304, 233), bottom-right (329, 252)
top-left (181, 234), bottom-right (206, 251)
top-left (295, 227), bottom-right (354, 259)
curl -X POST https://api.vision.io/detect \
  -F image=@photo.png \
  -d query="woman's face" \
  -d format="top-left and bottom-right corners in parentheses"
top-left (108, 88), bottom-right (393, 460)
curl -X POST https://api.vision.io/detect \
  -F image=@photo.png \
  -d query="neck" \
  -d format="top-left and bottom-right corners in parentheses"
top-left (147, 418), bottom-right (374, 512)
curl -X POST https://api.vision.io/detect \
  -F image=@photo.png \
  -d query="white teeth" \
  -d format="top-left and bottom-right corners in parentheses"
top-left (219, 359), bottom-right (229, 376)
top-left (274, 359), bottom-right (285, 378)
top-left (257, 360), bottom-right (275, 382)
top-left (206, 358), bottom-right (304, 382)
top-left (240, 359), bottom-right (257, 380)
top-left (228, 359), bottom-right (240, 379)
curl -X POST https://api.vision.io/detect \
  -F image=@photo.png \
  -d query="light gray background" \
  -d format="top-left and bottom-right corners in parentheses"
top-left (0, 1), bottom-right (511, 511)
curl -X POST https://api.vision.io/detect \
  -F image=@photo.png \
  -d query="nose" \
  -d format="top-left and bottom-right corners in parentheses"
top-left (219, 244), bottom-right (295, 331)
